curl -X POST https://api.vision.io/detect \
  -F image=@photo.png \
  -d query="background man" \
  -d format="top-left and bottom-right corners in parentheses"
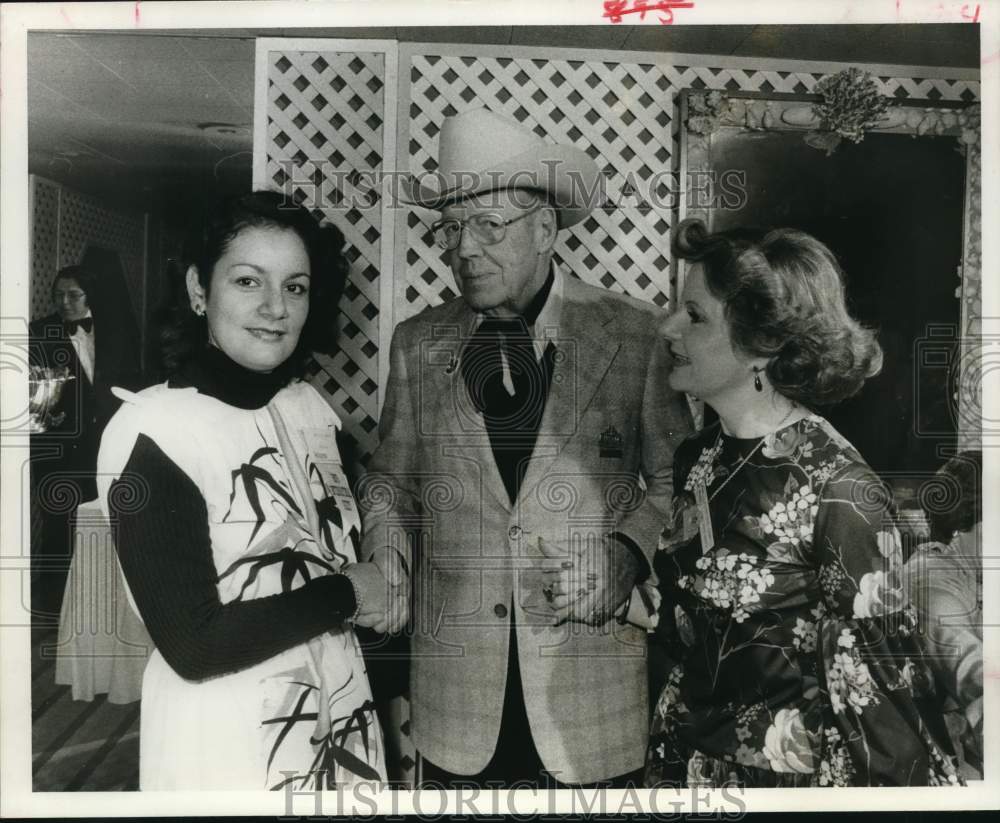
top-left (359, 108), bottom-right (691, 787)
top-left (29, 263), bottom-right (140, 622)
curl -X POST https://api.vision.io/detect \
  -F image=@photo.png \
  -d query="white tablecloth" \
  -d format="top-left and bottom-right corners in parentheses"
top-left (54, 499), bottom-right (153, 703)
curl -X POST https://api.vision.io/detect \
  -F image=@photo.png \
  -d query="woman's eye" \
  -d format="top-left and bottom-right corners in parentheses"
top-left (286, 282), bottom-right (309, 295)
top-left (235, 276), bottom-right (258, 287)
top-left (686, 309), bottom-right (702, 323)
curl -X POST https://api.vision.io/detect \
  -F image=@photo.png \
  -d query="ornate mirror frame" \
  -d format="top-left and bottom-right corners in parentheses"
top-left (677, 87), bottom-right (982, 450)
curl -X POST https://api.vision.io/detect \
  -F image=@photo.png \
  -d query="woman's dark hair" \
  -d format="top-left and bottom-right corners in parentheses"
top-left (52, 265), bottom-right (99, 307)
top-left (159, 190), bottom-right (348, 376)
top-left (924, 450), bottom-right (982, 543)
top-left (672, 218), bottom-right (882, 407)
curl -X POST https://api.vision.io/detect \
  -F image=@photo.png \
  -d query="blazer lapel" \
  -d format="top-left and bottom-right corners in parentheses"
top-left (423, 304), bottom-right (512, 512)
top-left (517, 279), bottom-right (620, 504)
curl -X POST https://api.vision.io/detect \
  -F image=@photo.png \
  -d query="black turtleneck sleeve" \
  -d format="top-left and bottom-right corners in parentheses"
top-left (110, 433), bottom-right (357, 681)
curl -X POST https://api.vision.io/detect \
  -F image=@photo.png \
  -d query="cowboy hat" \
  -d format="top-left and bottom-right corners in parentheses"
top-left (400, 107), bottom-right (601, 227)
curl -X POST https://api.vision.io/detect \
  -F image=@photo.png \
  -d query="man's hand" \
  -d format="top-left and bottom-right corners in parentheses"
top-left (343, 546), bottom-right (410, 634)
top-left (539, 534), bottom-right (640, 627)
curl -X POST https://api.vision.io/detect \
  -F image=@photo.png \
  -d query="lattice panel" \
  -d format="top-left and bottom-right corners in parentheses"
top-left (401, 55), bottom-right (980, 324)
top-left (404, 55), bottom-right (677, 322)
top-left (57, 187), bottom-right (146, 325)
top-left (30, 176), bottom-right (60, 319)
top-left (265, 50), bottom-right (385, 465)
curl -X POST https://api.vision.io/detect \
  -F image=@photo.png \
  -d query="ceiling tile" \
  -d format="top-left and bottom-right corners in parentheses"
top-left (728, 24), bottom-right (979, 68)
top-left (68, 33), bottom-right (196, 63)
top-left (196, 61), bottom-right (255, 104)
top-left (27, 79), bottom-right (70, 108)
top-left (732, 26), bottom-right (881, 63)
top-left (511, 26), bottom-right (630, 50)
top-left (104, 57), bottom-right (212, 88)
top-left (395, 26), bottom-right (512, 45)
top-left (28, 52), bottom-right (105, 85)
top-left (34, 76), bottom-right (131, 106)
top-left (176, 37), bottom-right (255, 63)
top-left (272, 27), bottom-right (399, 41)
top-left (622, 25), bottom-right (757, 56)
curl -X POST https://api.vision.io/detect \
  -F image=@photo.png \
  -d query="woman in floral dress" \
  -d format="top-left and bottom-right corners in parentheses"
top-left (98, 192), bottom-right (404, 789)
top-left (643, 218), bottom-right (961, 787)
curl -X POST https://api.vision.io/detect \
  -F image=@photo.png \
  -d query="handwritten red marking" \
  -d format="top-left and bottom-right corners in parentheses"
top-left (134, 1), bottom-right (140, 25)
top-left (60, 8), bottom-right (73, 26)
top-left (603, 0), bottom-right (695, 25)
top-left (961, 4), bottom-right (981, 22)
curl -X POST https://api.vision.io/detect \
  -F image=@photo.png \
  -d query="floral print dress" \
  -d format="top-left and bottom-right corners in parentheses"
top-left (644, 415), bottom-right (962, 787)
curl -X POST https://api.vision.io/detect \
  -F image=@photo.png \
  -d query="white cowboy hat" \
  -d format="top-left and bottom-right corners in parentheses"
top-left (400, 107), bottom-right (601, 227)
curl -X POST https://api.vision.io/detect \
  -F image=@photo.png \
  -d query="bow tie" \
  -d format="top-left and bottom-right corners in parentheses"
top-left (63, 317), bottom-right (93, 335)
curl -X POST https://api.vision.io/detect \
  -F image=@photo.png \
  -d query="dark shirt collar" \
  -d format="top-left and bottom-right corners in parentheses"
top-left (169, 345), bottom-right (295, 410)
top-left (523, 265), bottom-right (555, 327)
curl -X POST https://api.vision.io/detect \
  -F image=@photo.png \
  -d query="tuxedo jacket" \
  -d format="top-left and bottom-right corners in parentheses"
top-left (360, 275), bottom-right (692, 783)
top-left (29, 313), bottom-right (141, 501)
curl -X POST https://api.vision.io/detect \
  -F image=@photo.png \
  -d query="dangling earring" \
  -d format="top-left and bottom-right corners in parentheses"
top-left (193, 304), bottom-right (205, 317)
top-left (753, 366), bottom-right (763, 392)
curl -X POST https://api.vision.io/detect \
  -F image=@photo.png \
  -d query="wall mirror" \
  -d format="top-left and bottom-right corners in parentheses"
top-left (678, 85), bottom-right (981, 507)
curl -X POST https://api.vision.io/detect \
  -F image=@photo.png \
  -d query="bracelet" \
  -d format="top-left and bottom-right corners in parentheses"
top-left (340, 569), bottom-right (363, 623)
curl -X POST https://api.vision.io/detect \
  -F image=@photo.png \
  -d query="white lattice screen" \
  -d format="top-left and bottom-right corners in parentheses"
top-left (259, 45), bottom-right (392, 468)
top-left (402, 55), bottom-right (676, 324)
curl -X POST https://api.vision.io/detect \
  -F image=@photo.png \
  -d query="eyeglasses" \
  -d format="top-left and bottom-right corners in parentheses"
top-left (53, 290), bottom-right (86, 302)
top-left (430, 204), bottom-right (542, 251)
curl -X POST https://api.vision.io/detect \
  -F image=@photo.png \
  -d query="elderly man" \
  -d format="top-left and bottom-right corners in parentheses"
top-left (358, 108), bottom-right (690, 787)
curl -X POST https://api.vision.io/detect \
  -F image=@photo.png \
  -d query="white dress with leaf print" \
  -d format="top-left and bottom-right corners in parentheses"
top-left (99, 380), bottom-right (386, 790)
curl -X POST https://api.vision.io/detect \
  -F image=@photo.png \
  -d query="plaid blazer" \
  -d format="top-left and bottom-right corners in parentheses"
top-left (360, 275), bottom-right (692, 783)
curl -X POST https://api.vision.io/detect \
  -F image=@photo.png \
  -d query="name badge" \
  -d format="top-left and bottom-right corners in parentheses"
top-left (301, 426), bottom-right (361, 535)
top-left (681, 501), bottom-right (700, 543)
top-left (659, 496), bottom-right (700, 554)
top-left (693, 481), bottom-right (715, 553)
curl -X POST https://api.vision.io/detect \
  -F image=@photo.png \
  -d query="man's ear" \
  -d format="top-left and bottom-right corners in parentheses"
top-left (186, 266), bottom-right (206, 311)
top-left (535, 205), bottom-right (558, 254)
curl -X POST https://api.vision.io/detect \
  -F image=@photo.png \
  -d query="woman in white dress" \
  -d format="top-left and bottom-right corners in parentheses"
top-left (98, 192), bottom-right (406, 790)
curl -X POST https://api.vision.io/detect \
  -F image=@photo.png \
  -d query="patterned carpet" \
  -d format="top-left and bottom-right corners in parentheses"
top-left (31, 627), bottom-right (140, 791)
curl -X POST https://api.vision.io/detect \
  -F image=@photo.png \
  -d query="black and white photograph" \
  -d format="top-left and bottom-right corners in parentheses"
top-left (0, 0), bottom-right (996, 816)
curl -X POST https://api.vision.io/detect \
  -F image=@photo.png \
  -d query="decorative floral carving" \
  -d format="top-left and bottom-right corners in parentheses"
top-left (685, 90), bottom-right (727, 136)
top-left (957, 105), bottom-right (982, 451)
top-left (810, 68), bottom-right (890, 151)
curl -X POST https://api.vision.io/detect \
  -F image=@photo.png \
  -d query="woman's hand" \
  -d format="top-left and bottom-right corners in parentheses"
top-left (539, 535), bottom-right (640, 626)
top-left (342, 548), bottom-right (409, 634)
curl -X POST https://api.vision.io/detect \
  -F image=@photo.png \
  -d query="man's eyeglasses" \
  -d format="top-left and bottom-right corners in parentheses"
top-left (430, 204), bottom-right (542, 251)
